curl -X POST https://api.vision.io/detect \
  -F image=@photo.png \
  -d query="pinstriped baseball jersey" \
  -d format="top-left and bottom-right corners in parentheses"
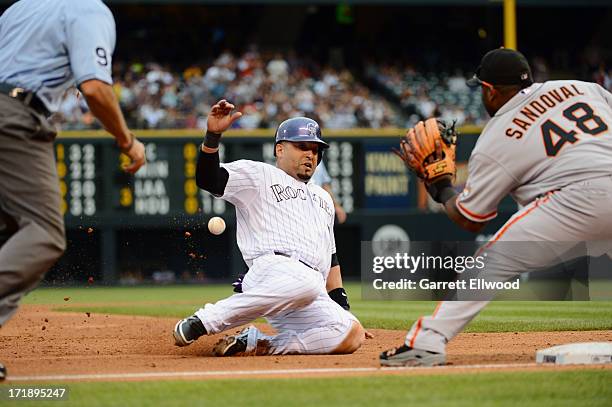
top-left (457, 80), bottom-right (612, 222)
top-left (220, 160), bottom-right (336, 277)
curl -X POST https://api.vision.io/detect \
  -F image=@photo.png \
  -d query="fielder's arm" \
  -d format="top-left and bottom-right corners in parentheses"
top-left (426, 176), bottom-right (487, 233)
top-left (444, 196), bottom-right (487, 233)
top-left (79, 79), bottom-right (145, 173)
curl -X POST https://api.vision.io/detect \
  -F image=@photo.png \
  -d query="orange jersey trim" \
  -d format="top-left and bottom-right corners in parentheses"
top-left (408, 302), bottom-right (443, 348)
top-left (432, 301), bottom-right (443, 317)
top-left (456, 200), bottom-right (497, 222)
top-left (409, 317), bottom-right (423, 348)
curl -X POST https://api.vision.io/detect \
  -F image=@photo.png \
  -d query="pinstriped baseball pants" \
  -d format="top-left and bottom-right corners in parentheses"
top-left (196, 254), bottom-right (358, 354)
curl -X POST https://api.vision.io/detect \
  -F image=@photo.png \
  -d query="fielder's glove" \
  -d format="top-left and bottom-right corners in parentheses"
top-left (393, 118), bottom-right (458, 182)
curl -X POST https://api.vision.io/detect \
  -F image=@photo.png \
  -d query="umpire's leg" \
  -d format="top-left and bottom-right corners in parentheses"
top-left (0, 96), bottom-right (66, 327)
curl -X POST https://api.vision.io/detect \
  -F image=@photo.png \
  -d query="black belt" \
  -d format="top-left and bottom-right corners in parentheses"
top-left (0, 82), bottom-right (50, 116)
top-left (274, 251), bottom-right (318, 271)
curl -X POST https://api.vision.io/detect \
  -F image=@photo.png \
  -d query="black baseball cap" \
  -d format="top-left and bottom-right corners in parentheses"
top-left (466, 48), bottom-right (533, 88)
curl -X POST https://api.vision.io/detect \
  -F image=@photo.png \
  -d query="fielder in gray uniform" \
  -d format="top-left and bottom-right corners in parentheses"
top-left (381, 48), bottom-right (612, 367)
top-left (0, 0), bottom-right (146, 380)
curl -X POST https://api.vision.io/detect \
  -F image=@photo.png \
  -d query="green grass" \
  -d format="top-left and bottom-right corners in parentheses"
top-left (13, 286), bottom-right (612, 406)
top-left (354, 300), bottom-right (612, 332)
top-left (2, 370), bottom-right (610, 407)
top-left (23, 283), bottom-right (612, 333)
top-left (23, 285), bottom-right (231, 305)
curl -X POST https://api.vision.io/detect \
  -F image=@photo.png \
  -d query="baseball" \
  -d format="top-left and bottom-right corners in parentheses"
top-left (208, 216), bottom-right (226, 235)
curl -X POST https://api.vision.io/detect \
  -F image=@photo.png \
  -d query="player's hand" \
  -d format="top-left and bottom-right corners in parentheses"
top-left (365, 330), bottom-right (374, 339)
top-left (122, 137), bottom-right (146, 174)
top-left (207, 99), bottom-right (242, 134)
top-left (232, 273), bottom-right (245, 293)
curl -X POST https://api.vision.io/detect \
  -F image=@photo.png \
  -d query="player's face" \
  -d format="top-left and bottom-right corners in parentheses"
top-left (276, 141), bottom-right (319, 181)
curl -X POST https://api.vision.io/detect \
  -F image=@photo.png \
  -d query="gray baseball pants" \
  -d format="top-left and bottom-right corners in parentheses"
top-left (406, 175), bottom-right (612, 353)
top-left (0, 95), bottom-right (65, 327)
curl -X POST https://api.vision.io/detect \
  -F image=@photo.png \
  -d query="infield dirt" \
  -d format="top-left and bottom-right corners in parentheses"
top-left (1, 305), bottom-right (610, 381)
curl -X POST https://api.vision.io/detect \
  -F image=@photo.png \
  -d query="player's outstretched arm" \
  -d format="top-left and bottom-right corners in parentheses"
top-left (195, 100), bottom-right (242, 195)
top-left (79, 79), bottom-right (146, 173)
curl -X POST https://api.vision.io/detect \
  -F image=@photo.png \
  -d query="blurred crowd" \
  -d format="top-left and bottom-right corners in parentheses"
top-left (365, 64), bottom-right (486, 127)
top-left (366, 55), bottom-right (612, 128)
top-left (54, 50), bottom-right (400, 131)
top-left (593, 65), bottom-right (612, 93)
top-left (53, 50), bottom-right (612, 131)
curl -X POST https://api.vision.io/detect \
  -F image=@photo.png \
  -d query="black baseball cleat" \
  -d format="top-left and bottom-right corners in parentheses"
top-left (380, 344), bottom-right (446, 367)
top-left (173, 315), bottom-right (207, 347)
top-left (0, 362), bottom-right (6, 381)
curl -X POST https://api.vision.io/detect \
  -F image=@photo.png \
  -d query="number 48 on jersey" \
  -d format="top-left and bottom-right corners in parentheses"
top-left (541, 102), bottom-right (608, 157)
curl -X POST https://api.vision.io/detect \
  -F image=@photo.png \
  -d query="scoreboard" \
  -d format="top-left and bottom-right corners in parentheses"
top-left (56, 142), bottom-right (99, 218)
top-left (55, 139), bottom-right (227, 224)
top-left (56, 137), bottom-right (363, 224)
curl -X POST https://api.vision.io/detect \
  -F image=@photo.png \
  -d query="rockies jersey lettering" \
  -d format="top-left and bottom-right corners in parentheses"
top-left (457, 80), bottom-right (612, 221)
top-left (270, 184), bottom-right (307, 202)
top-left (220, 160), bottom-right (336, 276)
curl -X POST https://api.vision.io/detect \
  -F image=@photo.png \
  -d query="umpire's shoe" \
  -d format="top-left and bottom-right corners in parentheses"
top-left (173, 315), bottom-right (207, 347)
top-left (213, 326), bottom-right (254, 356)
top-left (0, 362), bottom-right (6, 381)
top-left (379, 344), bottom-right (445, 367)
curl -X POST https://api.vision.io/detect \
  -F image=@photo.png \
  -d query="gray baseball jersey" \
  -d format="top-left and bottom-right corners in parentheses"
top-left (220, 160), bottom-right (336, 276)
top-left (0, 0), bottom-right (115, 113)
top-left (457, 80), bottom-right (612, 222)
top-left (402, 80), bottom-right (612, 356)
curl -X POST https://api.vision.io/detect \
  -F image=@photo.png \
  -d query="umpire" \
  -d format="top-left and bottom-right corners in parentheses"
top-left (0, 0), bottom-right (146, 380)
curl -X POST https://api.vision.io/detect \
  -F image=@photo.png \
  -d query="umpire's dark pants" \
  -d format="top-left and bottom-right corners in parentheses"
top-left (0, 94), bottom-right (65, 327)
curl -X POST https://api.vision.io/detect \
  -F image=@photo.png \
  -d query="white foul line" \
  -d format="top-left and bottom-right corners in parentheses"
top-left (8, 363), bottom-right (541, 382)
